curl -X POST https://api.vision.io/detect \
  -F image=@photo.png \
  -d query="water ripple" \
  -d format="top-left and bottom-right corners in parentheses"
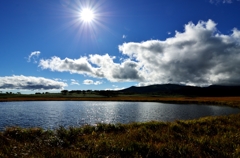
top-left (0, 101), bottom-right (239, 130)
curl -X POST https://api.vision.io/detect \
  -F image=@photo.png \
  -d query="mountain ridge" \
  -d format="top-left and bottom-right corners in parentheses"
top-left (119, 84), bottom-right (240, 96)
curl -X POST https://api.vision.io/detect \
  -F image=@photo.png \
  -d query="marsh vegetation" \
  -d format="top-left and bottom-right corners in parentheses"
top-left (1, 113), bottom-right (240, 157)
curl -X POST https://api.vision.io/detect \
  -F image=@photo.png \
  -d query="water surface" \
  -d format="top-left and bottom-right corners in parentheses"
top-left (0, 101), bottom-right (239, 130)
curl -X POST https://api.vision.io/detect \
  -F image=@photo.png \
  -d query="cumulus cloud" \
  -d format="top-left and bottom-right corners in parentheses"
top-left (28, 51), bottom-right (41, 63)
top-left (83, 79), bottom-right (102, 85)
top-left (70, 79), bottom-right (80, 85)
top-left (39, 54), bottom-right (144, 82)
top-left (119, 19), bottom-right (240, 86)
top-left (39, 56), bottom-right (94, 74)
top-left (0, 75), bottom-right (67, 90)
top-left (39, 19), bottom-right (240, 86)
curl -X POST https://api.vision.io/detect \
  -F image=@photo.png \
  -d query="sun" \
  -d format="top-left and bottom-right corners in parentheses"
top-left (80, 8), bottom-right (95, 23)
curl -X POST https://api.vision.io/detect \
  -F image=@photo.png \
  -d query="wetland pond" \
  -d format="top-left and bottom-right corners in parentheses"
top-left (0, 101), bottom-right (239, 130)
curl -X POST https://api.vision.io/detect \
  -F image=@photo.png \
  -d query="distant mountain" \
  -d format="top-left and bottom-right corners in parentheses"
top-left (119, 84), bottom-right (240, 96)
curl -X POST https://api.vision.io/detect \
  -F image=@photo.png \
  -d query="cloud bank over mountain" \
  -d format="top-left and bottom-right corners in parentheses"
top-left (39, 20), bottom-right (240, 86)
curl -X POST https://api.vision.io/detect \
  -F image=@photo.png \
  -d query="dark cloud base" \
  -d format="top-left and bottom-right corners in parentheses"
top-left (0, 75), bottom-right (67, 90)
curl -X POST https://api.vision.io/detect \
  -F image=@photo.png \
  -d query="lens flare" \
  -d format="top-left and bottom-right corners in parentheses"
top-left (80, 8), bottom-right (95, 23)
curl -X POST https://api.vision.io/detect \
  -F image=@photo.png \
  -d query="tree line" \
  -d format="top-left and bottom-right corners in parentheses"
top-left (61, 90), bottom-right (119, 97)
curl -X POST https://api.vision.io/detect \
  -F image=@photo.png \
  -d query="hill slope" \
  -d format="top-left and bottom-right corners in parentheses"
top-left (119, 84), bottom-right (240, 96)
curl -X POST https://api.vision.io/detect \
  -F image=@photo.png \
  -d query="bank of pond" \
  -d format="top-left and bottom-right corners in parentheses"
top-left (0, 101), bottom-right (240, 157)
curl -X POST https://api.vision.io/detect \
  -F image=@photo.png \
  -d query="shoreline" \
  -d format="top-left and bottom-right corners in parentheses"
top-left (1, 96), bottom-right (240, 108)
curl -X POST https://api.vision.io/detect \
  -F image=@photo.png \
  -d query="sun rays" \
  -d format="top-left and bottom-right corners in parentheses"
top-left (80, 8), bottom-right (95, 23)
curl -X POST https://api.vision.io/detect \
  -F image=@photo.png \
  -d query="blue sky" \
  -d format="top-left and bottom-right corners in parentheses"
top-left (1, 0), bottom-right (240, 93)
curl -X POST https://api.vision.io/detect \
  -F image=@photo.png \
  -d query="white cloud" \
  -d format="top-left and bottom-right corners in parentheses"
top-left (39, 54), bottom-right (144, 82)
top-left (119, 19), bottom-right (240, 86)
top-left (28, 51), bottom-right (41, 63)
top-left (123, 35), bottom-right (127, 39)
top-left (0, 75), bottom-right (67, 90)
top-left (83, 79), bottom-right (94, 85)
top-left (39, 20), bottom-right (240, 86)
top-left (71, 79), bottom-right (80, 85)
top-left (83, 79), bottom-right (102, 85)
top-left (105, 87), bottom-right (125, 90)
top-left (94, 81), bottom-right (103, 85)
top-left (106, 85), bottom-right (125, 90)
top-left (209, 0), bottom-right (239, 4)
top-left (39, 56), bottom-right (94, 75)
